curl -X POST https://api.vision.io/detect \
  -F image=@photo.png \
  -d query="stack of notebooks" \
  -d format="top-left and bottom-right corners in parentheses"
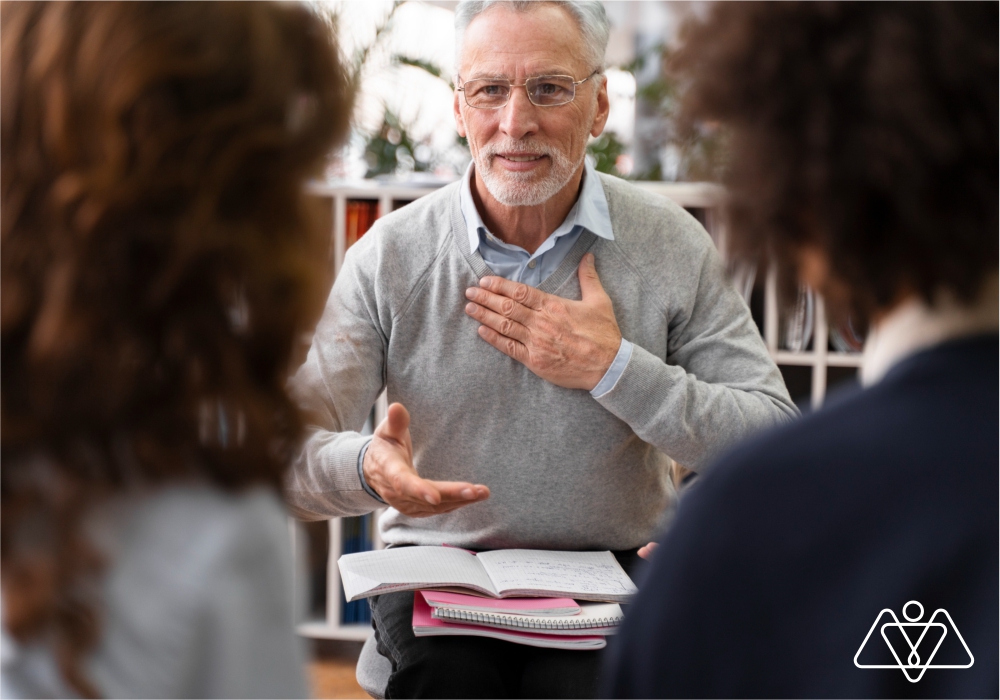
top-left (339, 546), bottom-right (637, 650)
top-left (413, 590), bottom-right (624, 650)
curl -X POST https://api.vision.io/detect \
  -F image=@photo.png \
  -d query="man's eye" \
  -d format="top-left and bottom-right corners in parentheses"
top-left (475, 83), bottom-right (508, 97)
top-left (530, 79), bottom-right (573, 100)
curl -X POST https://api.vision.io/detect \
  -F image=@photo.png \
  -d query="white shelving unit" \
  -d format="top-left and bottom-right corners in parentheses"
top-left (293, 514), bottom-right (384, 641)
top-left (762, 268), bottom-right (864, 408)
top-left (292, 393), bottom-right (388, 642)
top-left (294, 177), bottom-right (862, 641)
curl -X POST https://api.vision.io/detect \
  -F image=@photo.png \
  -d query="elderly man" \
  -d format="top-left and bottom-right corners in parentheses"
top-left (288, 1), bottom-right (796, 696)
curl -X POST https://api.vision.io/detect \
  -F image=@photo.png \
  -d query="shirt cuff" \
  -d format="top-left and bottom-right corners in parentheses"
top-left (356, 438), bottom-right (386, 504)
top-left (590, 338), bottom-right (633, 398)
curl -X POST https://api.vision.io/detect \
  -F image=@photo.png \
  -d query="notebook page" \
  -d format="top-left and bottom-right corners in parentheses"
top-left (338, 546), bottom-right (498, 601)
top-left (477, 550), bottom-right (638, 601)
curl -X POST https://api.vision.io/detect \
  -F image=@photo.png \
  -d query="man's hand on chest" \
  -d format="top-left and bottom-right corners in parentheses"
top-left (463, 253), bottom-right (622, 391)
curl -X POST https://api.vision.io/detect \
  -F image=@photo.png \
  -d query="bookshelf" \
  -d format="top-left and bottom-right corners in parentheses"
top-left (293, 177), bottom-right (862, 641)
top-left (306, 181), bottom-right (441, 277)
top-left (293, 517), bottom-right (380, 641)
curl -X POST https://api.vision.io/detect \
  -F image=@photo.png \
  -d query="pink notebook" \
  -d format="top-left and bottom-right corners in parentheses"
top-left (419, 590), bottom-right (581, 616)
top-left (412, 593), bottom-right (605, 651)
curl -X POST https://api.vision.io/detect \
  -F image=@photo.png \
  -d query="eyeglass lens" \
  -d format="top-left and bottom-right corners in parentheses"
top-left (463, 76), bottom-right (578, 108)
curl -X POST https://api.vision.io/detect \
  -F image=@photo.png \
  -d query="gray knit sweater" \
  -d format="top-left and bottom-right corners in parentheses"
top-left (287, 174), bottom-right (797, 551)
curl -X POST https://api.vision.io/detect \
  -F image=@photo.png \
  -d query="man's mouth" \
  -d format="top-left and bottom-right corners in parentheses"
top-left (498, 153), bottom-right (545, 162)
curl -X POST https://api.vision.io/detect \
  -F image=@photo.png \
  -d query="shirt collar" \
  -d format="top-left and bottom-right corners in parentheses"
top-left (861, 272), bottom-right (999, 386)
top-left (459, 159), bottom-right (614, 255)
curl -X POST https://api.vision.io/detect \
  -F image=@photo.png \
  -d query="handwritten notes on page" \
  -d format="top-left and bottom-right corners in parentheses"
top-left (477, 550), bottom-right (638, 602)
top-left (338, 546), bottom-right (639, 603)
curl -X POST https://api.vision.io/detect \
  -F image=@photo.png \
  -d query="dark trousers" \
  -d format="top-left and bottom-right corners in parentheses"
top-left (370, 549), bottom-right (643, 699)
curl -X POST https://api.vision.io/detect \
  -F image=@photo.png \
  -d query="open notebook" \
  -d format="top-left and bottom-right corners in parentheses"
top-left (339, 546), bottom-right (637, 603)
top-left (412, 593), bottom-right (606, 650)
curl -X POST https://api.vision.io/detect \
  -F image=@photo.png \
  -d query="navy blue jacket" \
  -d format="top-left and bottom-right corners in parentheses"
top-left (605, 334), bottom-right (998, 698)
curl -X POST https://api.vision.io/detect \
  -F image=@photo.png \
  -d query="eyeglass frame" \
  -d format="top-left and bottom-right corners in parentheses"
top-left (455, 70), bottom-right (602, 109)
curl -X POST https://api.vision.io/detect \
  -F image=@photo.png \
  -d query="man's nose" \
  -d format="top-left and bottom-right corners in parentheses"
top-left (498, 86), bottom-right (539, 141)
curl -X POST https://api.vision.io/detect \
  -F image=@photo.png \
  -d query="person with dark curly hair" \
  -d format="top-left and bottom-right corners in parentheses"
top-left (0, 3), bottom-right (352, 697)
top-left (606, 2), bottom-right (997, 697)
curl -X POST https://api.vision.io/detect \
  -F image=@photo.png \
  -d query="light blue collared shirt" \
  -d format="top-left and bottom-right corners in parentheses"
top-left (357, 161), bottom-right (633, 503)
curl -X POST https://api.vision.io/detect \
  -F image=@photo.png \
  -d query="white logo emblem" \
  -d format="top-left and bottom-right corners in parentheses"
top-left (854, 601), bottom-right (974, 683)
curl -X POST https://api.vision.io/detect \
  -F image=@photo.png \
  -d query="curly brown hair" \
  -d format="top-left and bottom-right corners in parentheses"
top-left (671, 2), bottom-right (998, 322)
top-left (1, 2), bottom-right (352, 695)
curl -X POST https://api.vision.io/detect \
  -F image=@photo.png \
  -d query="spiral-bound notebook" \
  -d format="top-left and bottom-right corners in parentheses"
top-left (412, 593), bottom-right (606, 650)
top-left (420, 590), bottom-right (582, 616)
top-left (422, 592), bottom-right (623, 636)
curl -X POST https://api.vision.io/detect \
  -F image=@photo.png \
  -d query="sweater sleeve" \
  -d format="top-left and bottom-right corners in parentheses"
top-left (595, 243), bottom-right (798, 470)
top-left (284, 242), bottom-right (389, 519)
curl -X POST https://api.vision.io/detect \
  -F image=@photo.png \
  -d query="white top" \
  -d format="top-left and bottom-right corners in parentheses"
top-left (861, 272), bottom-right (999, 386)
top-left (1, 484), bottom-right (307, 699)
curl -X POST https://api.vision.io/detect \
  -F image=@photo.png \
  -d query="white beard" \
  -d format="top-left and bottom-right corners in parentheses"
top-left (474, 138), bottom-right (585, 207)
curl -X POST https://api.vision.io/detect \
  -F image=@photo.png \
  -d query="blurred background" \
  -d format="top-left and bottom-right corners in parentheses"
top-left (317, 0), bottom-right (721, 185)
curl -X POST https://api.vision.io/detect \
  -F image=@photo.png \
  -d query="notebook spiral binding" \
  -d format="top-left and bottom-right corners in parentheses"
top-left (431, 608), bottom-right (622, 630)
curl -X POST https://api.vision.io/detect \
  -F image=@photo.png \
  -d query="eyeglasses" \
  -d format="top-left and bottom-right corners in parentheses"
top-left (457, 71), bottom-right (601, 109)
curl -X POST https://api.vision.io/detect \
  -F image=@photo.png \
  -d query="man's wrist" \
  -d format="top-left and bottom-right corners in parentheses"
top-left (591, 338), bottom-right (633, 397)
top-left (357, 438), bottom-right (386, 504)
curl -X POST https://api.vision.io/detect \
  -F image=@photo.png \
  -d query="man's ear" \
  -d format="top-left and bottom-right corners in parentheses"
top-left (589, 75), bottom-right (610, 138)
top-left (454, 90), bottom-right (467, 138)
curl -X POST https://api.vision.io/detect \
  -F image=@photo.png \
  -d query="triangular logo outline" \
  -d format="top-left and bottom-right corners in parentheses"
top-left (854, 602), bottom-right (974, 682)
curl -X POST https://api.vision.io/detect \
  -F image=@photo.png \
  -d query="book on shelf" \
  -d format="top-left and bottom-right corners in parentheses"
top-left (729, 261), bottom-right (757, 305)
top-left (412, 593), bottom-right (607, 651)
top-left (781, 285), bottom-right (815, 352)
top-left (339, 513), bottom-right (374, 625)
top-left (345, 199), bottom-right (378, 249)
top-left (830, 316), bottom-right (865, 353)
top-left (422, 592), bottom-right (623, 636)
top-left (338, 546), bottom-right (637, 603)
top-left (421, 590), bottom-right (581, 617)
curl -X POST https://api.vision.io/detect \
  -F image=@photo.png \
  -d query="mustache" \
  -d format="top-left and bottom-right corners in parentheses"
top-left (479, 139), bottom-right (553, 159)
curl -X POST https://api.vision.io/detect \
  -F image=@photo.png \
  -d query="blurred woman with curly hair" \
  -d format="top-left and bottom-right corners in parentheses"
top-left (607, 2), bottom-right (997, 697)
top-left (1, 2), bottom-right (352, 697)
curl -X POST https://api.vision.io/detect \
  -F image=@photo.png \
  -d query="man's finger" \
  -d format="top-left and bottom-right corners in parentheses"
top-left (397, 501), bottom-right (480, 518)
top-left (465, 287), bottom-right (533, 325)
top-left (478, 276), bottom-right (545, 310)
top-left (385, 464), bottom-right (442, 505)
top-left (381, 402), bottom-right (411, 442)
top-left (465, 302), bottom-right (530, 342)
top-left (477, 325), bottom-right (528, 362)
top-left (577, 253), bottom-right (609, 303)
top-left (399, 491), bottom-right (487, 515)
top-left (385, 465), bottom-right (488, 504)
top-left (390, 480), bottom-right (489, 517)
top-left (431, 480), bottom-right (490, 502)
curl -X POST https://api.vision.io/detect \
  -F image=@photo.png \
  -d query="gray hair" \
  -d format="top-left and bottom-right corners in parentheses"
top-left (454, 1), bottom-right (609, 74)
